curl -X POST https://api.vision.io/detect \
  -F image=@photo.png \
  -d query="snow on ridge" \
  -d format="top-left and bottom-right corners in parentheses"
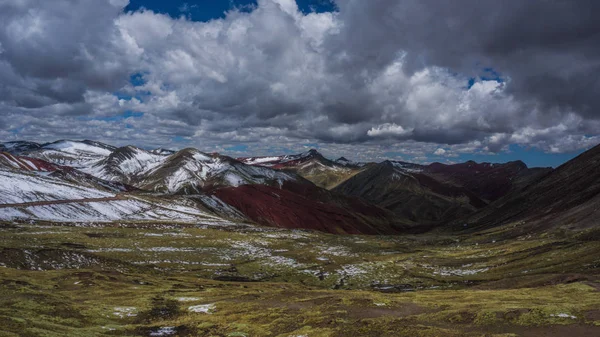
top-left (43, 140), bottom-right (113, 156)
top-left (390, 161), bottom-right (423, 173)
top-left (120, 148), bottom-right (163, 174)
top-left (240, 156), bottom-right (283, 166)
top-left (0, 168), bottom-right (114, 204)
top-left (0, 197), bottom-right (235, 224)
top-left (147, 153), bottom-right (297, 193)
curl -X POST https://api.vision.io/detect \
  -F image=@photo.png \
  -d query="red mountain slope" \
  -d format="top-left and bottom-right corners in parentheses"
top-left (211, 181), bottom-right (407, 235)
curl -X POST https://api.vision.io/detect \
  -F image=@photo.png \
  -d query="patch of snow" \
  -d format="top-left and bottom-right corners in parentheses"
top-left (176, 297), bottom-right (201, 302)
top-left (430, 266), bottom-right (490, 277)
top-left (113, 306), bottom-right (137, 318)
top-left (188, 303), bottom-right (215, 314)
top-left (340, 264), bottom-right (368, 277)
top-left (150, 327), bottom-right (176, 336)
top-left (241, 156), bottom-right (282, 166)
top-left (550, 313), bottom-right (577, 319)
top-left (43, 140), bottom-right (112, 156)
top-left (390, 161), bottom-right (424, 173)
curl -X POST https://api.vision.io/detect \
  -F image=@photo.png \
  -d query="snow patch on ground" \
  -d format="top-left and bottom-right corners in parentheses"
top-left (113, 306), bottom-right (137, 318)
top-left (177, 297), bottom-right (201, 302)
top-left (188, 303), bottom-right (215, 313)
top-left (429, 265), bottom-right (490, 277)
top-left (550, 313), bottom-right (577, 319)
top-left (149, 327), bottom-right (176, 336)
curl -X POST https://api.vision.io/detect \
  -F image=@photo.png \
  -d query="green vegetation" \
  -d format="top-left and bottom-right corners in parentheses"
top-left (1, 220), bottom-right (599, 336)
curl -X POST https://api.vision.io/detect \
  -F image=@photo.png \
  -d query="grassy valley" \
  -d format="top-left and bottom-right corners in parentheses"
top-left (1, 219), bottom-right (599, 336)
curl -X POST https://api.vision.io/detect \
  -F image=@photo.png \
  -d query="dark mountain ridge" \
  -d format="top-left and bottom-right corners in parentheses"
top-left (456, 144), bottom-right (600, 234)
top-left (334, 159), bottom-right (551, 226)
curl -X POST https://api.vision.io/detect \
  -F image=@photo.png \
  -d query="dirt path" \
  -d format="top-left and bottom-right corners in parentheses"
top-left (0, 195), bottom-right (126, 208)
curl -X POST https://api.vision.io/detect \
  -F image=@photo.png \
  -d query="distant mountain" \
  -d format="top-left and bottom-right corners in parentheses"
top-left (333, 160), bottom-right (550, 226)
top-left (84, 146), bottom-right (165, 184)
top-left (4, 138), bottom-right (579, 236)
top-left (39, 145), bottom-right (306, 194)
top-left (1, 141), bottom-right (42, 154)
top-left (137, 148), bottom-right (304, 194)
top-left (0, 167), bottom-right (227, 224)
top-left (425, 160), bottom-right (551, 203)
top-left (0, 150), bottom-right (236, 224)
top-left (150, 148), bottom-right (176, 156)
top-left (335, 157), bottom-right (368, 167)
top-left (459, 144), bottom-right (600, 234)
top-left (333, 161), bottom-right (481, 225)
top-left (238, 149), bottom-right (365, 189)
top-left (0, 151), bottom-right (132, 193)
top-left (6, 140), bottom-right (116, 167)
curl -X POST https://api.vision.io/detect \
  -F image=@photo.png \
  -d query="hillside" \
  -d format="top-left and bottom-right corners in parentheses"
top-left (334, 159), bottom-right (550, 226)
top-left (212, 181), bottom-right (408, 234)
top-left (238, 149), bottom-right (365, 189)
top-left (5, 140), bottom-right (115, 167)
top-left (458, 144), bottom-right (600, 234)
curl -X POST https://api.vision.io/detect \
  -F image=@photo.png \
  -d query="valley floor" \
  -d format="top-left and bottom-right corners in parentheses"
top-left (1, 220), bottom-right (599, 336)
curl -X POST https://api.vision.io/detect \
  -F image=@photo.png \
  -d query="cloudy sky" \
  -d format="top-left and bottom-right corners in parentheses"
top-left (1, 0), bottom-right (599, 167)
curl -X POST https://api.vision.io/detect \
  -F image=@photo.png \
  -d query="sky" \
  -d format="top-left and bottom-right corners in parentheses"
top-left (0, 0), bottom-right (599, 167)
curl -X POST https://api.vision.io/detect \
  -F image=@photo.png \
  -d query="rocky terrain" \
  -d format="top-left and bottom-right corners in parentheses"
top-left (1, 139), bottom-right (599, 336)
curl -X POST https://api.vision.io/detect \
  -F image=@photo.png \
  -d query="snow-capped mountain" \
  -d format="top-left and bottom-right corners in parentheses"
top-left (238, 149), bottom-right (365, 189)
top-left (5, 140), bottom-right (116, 167)
top-left (137, 148), bottom-right (302, 194)
top-left (0, 151), bottom-right (239, 225)
top-left (0, 166), bottom-right (233, 224)
top-left (84, 146), bottom-right (165, 184)
top-left (150, 148), bottom-right (177, 156)
top-left (1, 151), bottom-right (132, 193)
top-left (0, 141), bottom-right (42, 154)
top-left (334, 157), bottom-right (368, 167)
top-left (1, 138), bottom-right (572, 236)
top-left (238, 149), bottom-right (327, 168)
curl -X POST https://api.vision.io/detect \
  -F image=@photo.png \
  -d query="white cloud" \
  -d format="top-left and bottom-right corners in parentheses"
top-left (0, 0), bottom-right (597, 161)
top-left (367, 123), bottom-right (412, 137)
top-left (434, 148), bottom-right (446, 156)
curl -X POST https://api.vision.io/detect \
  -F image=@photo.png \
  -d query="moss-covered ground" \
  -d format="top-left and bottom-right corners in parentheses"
top-left (1, 220), bottom-right (599, 336)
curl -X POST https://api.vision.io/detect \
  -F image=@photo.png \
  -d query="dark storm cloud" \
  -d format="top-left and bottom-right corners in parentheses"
top-left (332, 0), bottom-right (600, 118)
top-left (0, 0), bottom-right (599, 159)
top-left (0, 0), bottom-right (135, 110)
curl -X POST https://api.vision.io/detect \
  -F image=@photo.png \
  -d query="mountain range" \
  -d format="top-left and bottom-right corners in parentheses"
top-left (1, 139), bottom-right (598, 237)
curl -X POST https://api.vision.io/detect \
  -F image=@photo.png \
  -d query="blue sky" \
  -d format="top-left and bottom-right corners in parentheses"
top-left (125, 0), bottom-right (336, 20)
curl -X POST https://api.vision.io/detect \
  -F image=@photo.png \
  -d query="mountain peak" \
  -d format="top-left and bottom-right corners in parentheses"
top-left (507, 160), bottom-right (528, 169)
top-left (304, 148), bottom-right (320, 156)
